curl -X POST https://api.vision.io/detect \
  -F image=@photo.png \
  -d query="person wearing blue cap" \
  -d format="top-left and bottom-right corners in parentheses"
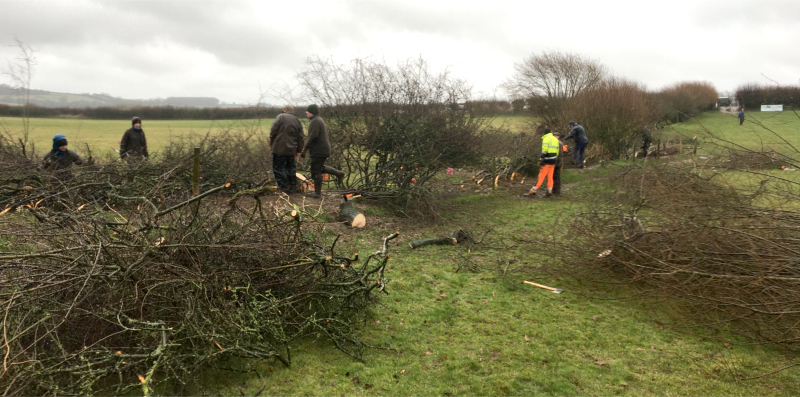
top-left (43, 133), bottom-right (84, 177)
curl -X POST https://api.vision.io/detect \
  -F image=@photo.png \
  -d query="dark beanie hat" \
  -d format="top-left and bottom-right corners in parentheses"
top-left (568, 121), bottom-right (577, 126)
top-left (306, 104), bottom-right (319, 116)
top-left (131, 116), bottom-right (142, 126)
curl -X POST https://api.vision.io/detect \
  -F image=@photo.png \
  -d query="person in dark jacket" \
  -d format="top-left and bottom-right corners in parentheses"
top-left (563, 121), bottom-right (588, 168)
top-left (120, 116), bottom-right (149, 161)
top-left (738, 108), bottom-right (745, 125)
top-left (43, 133), bottom-right (84, 178)
top-left (641, 125), bottom-right (652, 158)
top-left (552, 132), bottom-right (567, 196)
top-left (270, 105), bottom-right (305, 194)
top-left (300, 104), bottom-right (331, 198)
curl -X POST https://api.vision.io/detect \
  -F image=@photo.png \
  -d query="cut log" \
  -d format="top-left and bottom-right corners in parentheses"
top-left (409, 229), bottom-right (472, 249)
top-left (289, 209), bottom-right (302, 224)
top-left (408, 237), bottom-right (457, 249)
top-left (337, 201), bottom-right (365, 228)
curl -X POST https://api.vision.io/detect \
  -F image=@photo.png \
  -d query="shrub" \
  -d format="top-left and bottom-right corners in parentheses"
top-left (657, 81), bottom-right (718, 122)
top-left (566, 77), bottom-right (660, 159)
top-left (735, 84), bottom-right (800, 110)
top-left (296, 56), bottom-right (492, 202)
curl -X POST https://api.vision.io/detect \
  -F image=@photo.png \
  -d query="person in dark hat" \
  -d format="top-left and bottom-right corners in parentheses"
top-left (270, 105), bottom-right (305, 194)
top-left (300, 104), bottom-right (331, 198)
top-left (43, 133), bottom-right (84, 178)
top-left (563, 121), bottom-right (588, 168)
top-left (120, 116), bottom-right (149, 161)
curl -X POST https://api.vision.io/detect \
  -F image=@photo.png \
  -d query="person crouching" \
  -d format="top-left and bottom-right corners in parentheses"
top-left (43, 133), bottom-right (84, 179)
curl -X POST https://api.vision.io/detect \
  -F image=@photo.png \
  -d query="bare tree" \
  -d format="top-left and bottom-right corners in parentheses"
top-left (503, 50), bottom-right (607, 125)
top-left (3, 36), bottom-right (36, 155)
top-left (295, 56), bottom-right (491, 205)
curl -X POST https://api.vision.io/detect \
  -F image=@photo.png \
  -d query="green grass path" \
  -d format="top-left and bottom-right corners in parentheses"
top-left (207, 177), bottom-right (800, 396)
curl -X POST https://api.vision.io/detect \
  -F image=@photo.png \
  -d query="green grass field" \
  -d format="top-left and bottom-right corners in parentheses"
top-left (197, 178), bottom-right (800, 396)
top-left (664, 110), bottom-right (800, 153)
top-left (0, 116), bottom-right (276, 156)
top-left (4, 111), bottom-right (800, 395)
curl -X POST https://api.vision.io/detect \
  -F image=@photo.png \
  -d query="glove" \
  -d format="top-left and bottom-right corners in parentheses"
top-left (269, 139), bottom-right (274, 147)
top-left (294, 152), bottom-right (300, 159)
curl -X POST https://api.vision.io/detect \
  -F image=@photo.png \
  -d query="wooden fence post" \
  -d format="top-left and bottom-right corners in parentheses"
top-left (192, 147), bottom-right (200, 197)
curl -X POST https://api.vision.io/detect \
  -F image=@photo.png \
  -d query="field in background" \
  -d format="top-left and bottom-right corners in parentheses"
top-left (0, 116), bottom-right (275, 156)
top-left (664, 110), bottom-right (800, 152)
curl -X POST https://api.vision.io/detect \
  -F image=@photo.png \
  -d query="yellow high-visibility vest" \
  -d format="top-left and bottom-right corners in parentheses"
top-left (541, 133), bottom-right (560, 155)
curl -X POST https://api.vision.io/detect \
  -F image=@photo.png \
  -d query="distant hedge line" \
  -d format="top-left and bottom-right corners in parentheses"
top-left (735, 84), bottom-right (800, 110)
top-left (0, 104), bottom-right (285, 120)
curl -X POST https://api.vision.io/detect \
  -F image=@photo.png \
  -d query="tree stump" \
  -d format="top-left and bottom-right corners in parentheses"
top-left (338, 201), bottom-right (365, 228)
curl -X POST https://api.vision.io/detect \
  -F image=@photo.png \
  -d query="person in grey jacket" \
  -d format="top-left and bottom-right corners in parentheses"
top-left (120, 116), bottom-right (149, 161)
top-left (44, 133), bottom-right (84, 178)
top-left (300, 104), bottom-right (331, 198)
top-left (563, 121), bottom-right (588, 168)
top-left (270, 105), bottom-right (305, 194)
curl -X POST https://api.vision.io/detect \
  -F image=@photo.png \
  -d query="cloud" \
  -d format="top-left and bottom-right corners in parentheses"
top-left (2, 0), bottom-right (799, 102)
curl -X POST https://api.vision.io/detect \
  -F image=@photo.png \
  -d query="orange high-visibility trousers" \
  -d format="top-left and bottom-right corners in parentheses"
top-left (535, 164), bottom-right (555, 189)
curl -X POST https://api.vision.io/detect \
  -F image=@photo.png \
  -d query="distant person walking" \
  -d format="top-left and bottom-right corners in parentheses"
top-left (301, 104), bottom-right (331, 198)
top-left (270, 105), bottom-right (305, 194)
top-left (738, 108), bottom-right (745, 125)
top-left (563, 121), bottom-right (588, 168)
top-left (524, 128), bottom-right (559, 197)
top-left (43, 133), bottom-right (84, 178)
top-left (120, 116), bottom-right (149, 161)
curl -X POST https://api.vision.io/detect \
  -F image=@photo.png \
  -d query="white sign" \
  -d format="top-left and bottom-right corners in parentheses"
top-left (761, 104), bottom-right (783, 112)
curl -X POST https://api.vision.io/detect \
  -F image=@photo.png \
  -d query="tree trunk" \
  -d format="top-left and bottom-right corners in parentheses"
top-left (409, 237), bottom-right (457, 249)
top-left (409, 229), bottom-right (472, 249)
top-left (338, 201), bottom-right (365, 228)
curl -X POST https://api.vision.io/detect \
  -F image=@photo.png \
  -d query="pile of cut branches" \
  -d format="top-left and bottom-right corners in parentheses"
top-left (550, 162), bottom-right (800, 351)
top-left (0, 135), bottom-right (398, 395)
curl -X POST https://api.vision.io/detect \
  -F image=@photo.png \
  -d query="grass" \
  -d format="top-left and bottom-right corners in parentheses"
top-left (662, 110), bottom-right (800, 153)
top-left (0, 116), bottom-right (277, 156)
top-left (4, 112), bottom-right (800, 395)
top-left (490, 114), bottom-right (536, 132)
top-left (0, 114), bottom-right (539, 159)
top-left (196, 168), bottom-right (800, 396)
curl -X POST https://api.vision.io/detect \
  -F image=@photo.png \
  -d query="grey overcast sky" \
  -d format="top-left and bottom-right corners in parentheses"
top-left (2, 0), bottom-right (799, 104)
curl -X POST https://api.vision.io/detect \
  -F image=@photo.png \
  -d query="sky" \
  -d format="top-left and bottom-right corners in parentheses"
top-left (2, 0), bottom-right (799, 105)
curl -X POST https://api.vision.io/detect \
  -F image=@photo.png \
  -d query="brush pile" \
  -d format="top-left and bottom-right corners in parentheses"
top-left (552, 162), bottom-right (800, 350)
top-left (0, 134), bottom-right (398, 395)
